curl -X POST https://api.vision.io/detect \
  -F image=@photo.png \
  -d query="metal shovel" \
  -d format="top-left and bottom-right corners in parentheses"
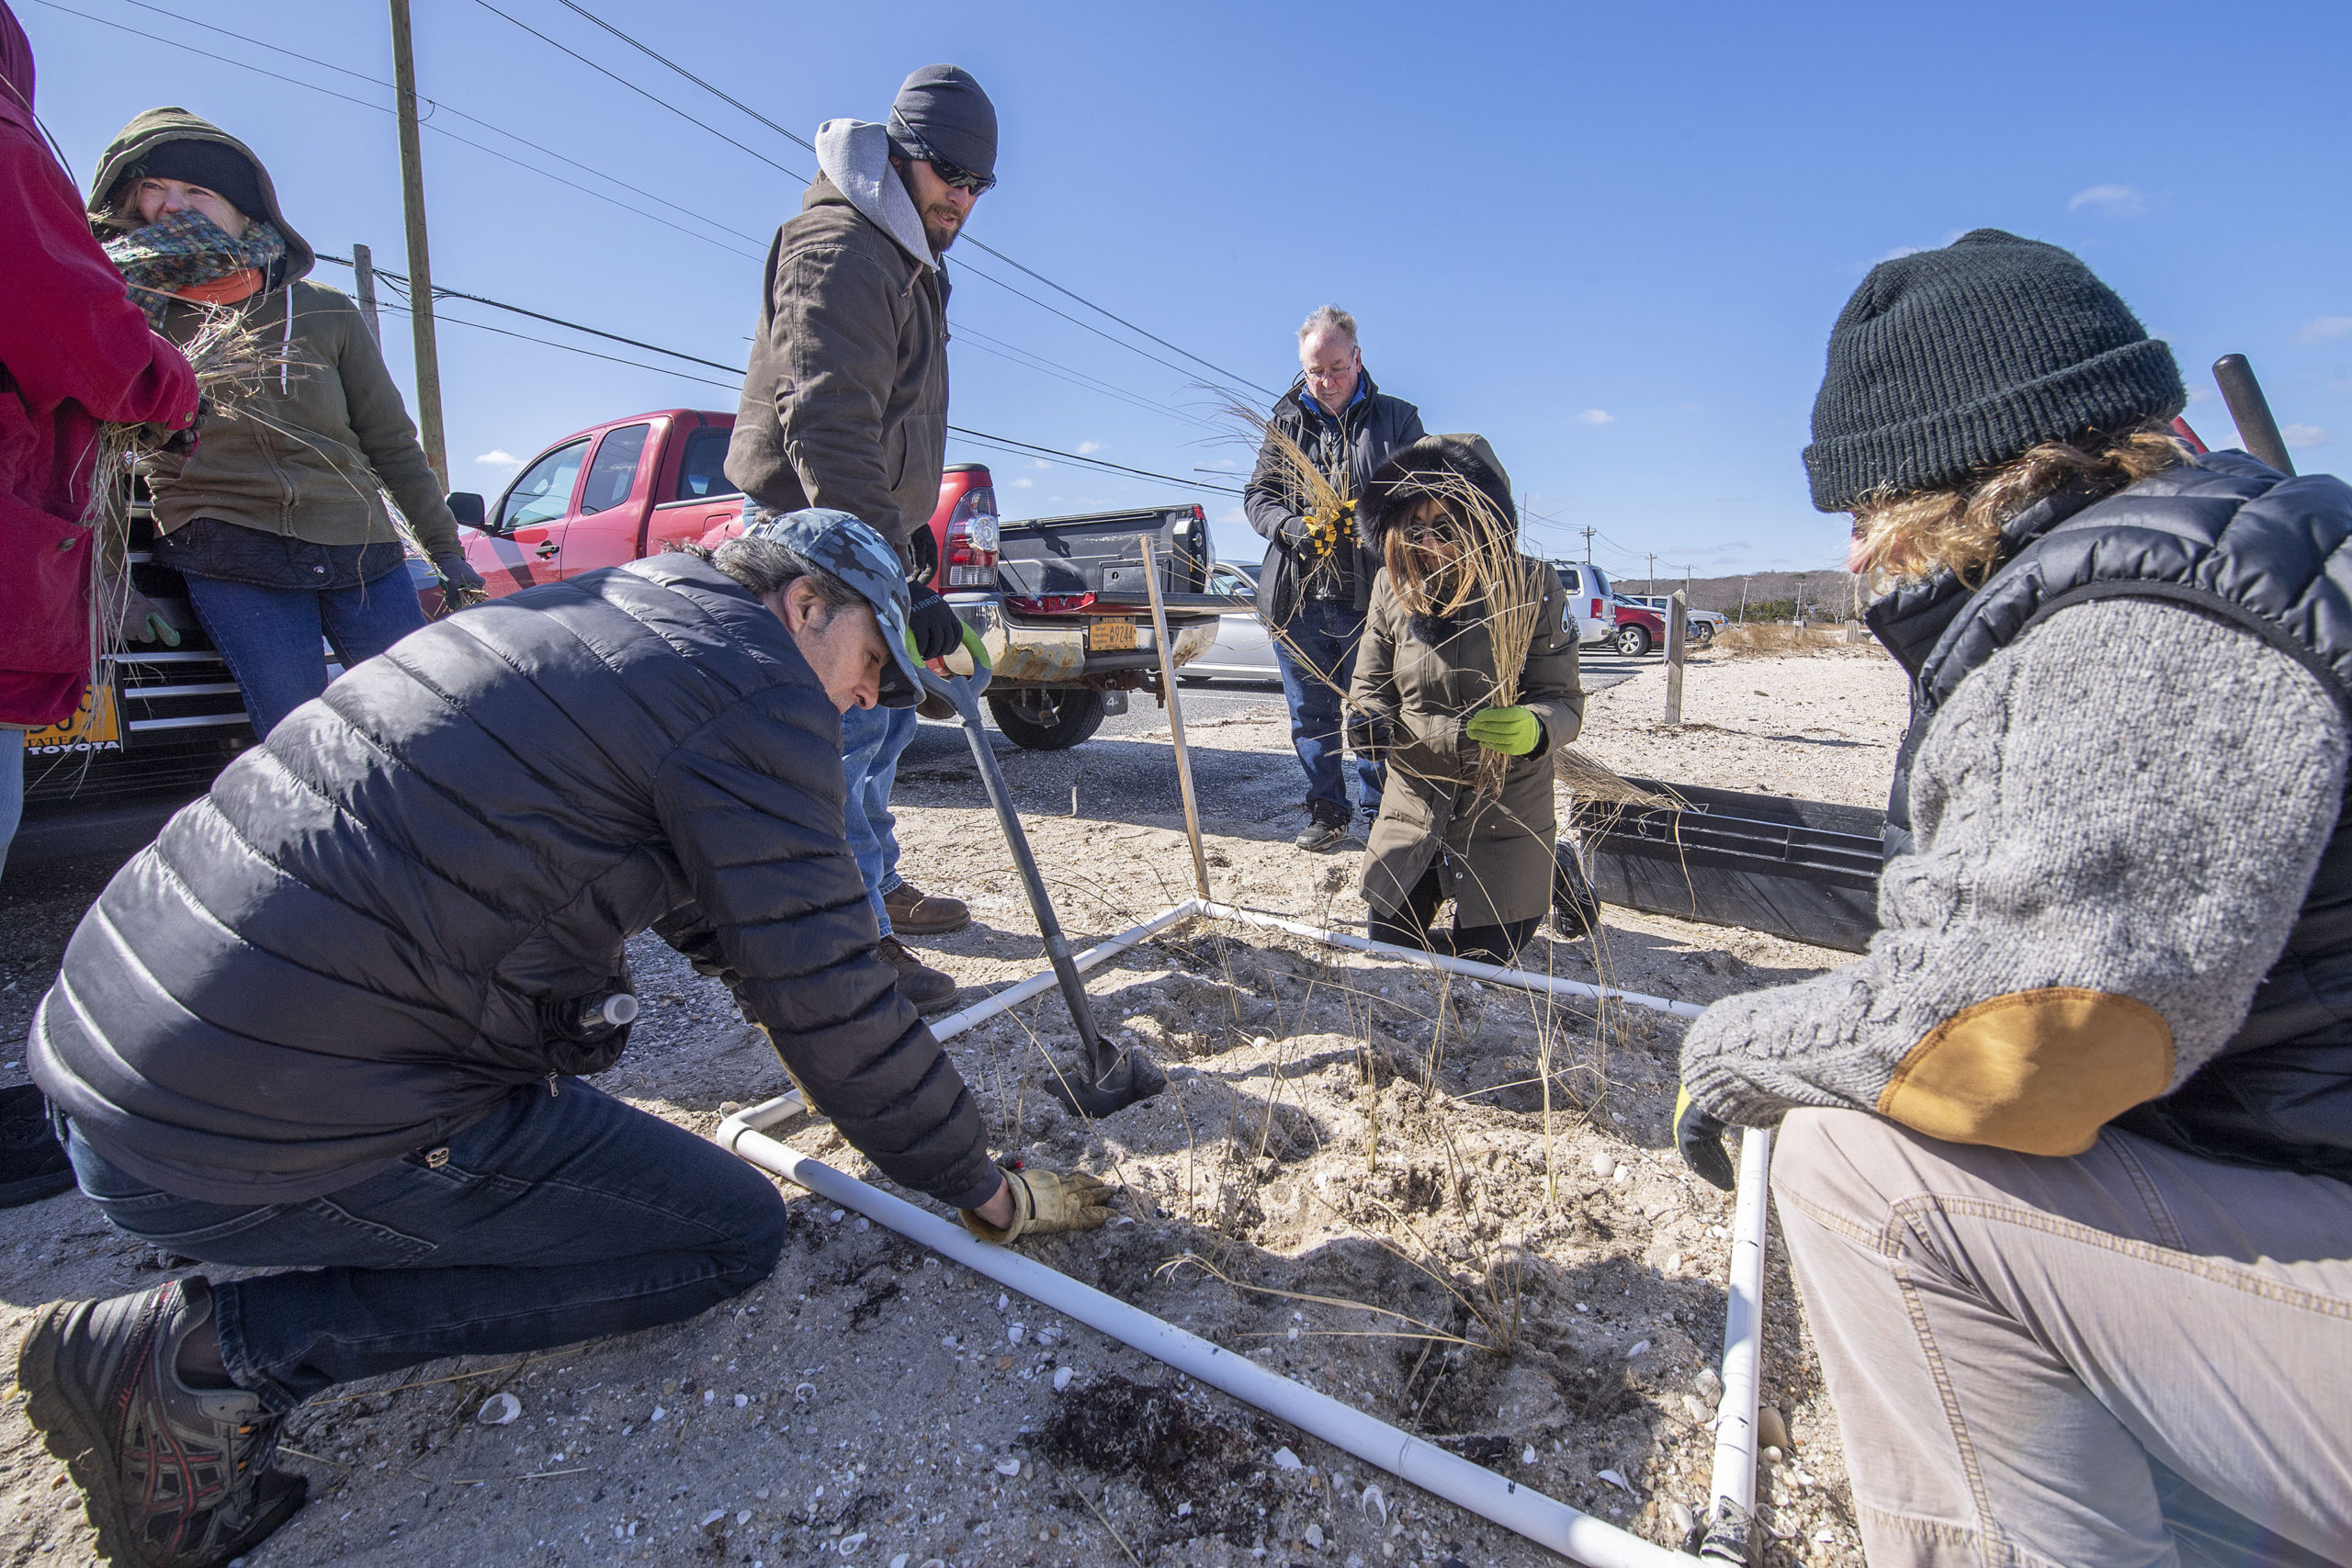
top-left (917, 656), bottom-right (1165, 1117)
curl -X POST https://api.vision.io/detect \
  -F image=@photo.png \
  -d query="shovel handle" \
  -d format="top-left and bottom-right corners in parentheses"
top-left (2212, 354), bottom-right (2296, 477)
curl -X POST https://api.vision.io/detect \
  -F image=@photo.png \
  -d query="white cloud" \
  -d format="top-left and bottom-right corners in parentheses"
top-left (1574, 409), bottom-right (1615, 425)
top-left (1030, 458), bottom-right (1053, 471)
top-left (2068, 184), bottom-right (2147, 217)
top-left (2284, 423), bottom-right (2331, 450)
top-left (1075, 440), bottom-right (1103, 456)
top-left (1011, 476), bottom-right (1035, 489)
top-left (1218, 506), bottom-right (1245, 525)
top-left (474, 449), bottom-right (523, 468)
top-left (2296, 316), bottom-right (2352, 344)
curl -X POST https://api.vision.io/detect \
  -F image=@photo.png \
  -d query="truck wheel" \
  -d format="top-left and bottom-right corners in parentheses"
top-left (986, 688), bottom-right (1107, 750)
top-left (1690, 623), bottom-right (1714, 648)
top-left (1614, 624), bottom-right (1652, 658)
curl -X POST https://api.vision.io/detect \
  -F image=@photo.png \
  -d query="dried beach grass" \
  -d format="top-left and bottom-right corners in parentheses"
top-left (78, 307), bottom-right (295, 682)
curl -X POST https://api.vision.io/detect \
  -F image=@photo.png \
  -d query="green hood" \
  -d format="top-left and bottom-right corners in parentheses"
top-left (85, 107), bottom-right (315, 282)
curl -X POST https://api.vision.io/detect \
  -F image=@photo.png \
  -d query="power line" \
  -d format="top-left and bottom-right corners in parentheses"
top-left (522, 0), bottom-right (1277, 399)
top-left (469, 0), bottom-right (808, 181)
top-left (352, 263), bottom-right (1240, 494)
top-left (28, 0), bottom-right (766, 263)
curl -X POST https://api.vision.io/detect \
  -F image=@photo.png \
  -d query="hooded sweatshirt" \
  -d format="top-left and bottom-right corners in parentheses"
top-left (724, 119), bottom-right (948, 559)
top-left (85, 108), bottom-right (460, 559)
top-left (0, 5), bottom-right (198, 726)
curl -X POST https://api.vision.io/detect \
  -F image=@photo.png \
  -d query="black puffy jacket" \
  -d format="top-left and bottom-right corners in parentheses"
top-left (28, 554), bottom-right (998, 1210)
top-left (1243, 374), bottom-right (1425, 625)
top-left (1869, 452), bottom-right (2352, 1177)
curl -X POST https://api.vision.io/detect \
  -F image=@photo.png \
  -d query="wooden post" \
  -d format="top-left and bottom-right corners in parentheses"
top-left (1664, 589), bottom-right (1687, 726)
top-left (1737, 576), bottom-right (1749, 624)
top-left (389, 0), bottom-right (447, 490)
top-left (352, 243), bottom-right (381, 344)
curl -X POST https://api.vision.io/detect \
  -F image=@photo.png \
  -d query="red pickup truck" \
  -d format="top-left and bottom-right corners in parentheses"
top-left (447, 408), bottom-right (1223, 749)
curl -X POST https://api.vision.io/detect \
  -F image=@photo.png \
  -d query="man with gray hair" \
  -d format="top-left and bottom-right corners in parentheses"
top-left (1245, 306), bottom-right (1425, 850)
top-left (726, 63), bottom-right (1001, 1008)
top-left (21, 505), bottom-right (1108, 1567)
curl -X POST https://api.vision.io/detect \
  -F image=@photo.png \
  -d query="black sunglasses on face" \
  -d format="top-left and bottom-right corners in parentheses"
top-left (898, 131), bottom-right (995, 195)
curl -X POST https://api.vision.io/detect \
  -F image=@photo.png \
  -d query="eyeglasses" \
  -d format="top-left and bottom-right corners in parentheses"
top-left (897, 130), bottom-right (995, 195)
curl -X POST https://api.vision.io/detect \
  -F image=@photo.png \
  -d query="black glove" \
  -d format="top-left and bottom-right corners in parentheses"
top-left (906, 579), bottom-right (966, 661)
top-left (1345, 712), bottom-right (1395, 762)
top-left (1674, 1086), bottom-right (1737, 1191)
top-left (434, 552), bottom-right (486, 594)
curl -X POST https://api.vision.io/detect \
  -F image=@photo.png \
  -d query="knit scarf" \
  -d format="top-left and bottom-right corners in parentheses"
top-left (104, 209), bottom-right (286, 328)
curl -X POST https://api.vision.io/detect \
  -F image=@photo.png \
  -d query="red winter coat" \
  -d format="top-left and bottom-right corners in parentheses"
top-left (0, 2), bottom-right (197, 726)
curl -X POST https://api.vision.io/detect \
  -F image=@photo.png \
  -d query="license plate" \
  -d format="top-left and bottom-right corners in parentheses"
top-left (25, 681), bottom-right (123, 754)
top-left (1087, 619), bottom-right (1138, 652)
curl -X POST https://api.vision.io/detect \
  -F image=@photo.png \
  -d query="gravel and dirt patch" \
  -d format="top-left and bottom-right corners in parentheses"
top-left (4, 649), bottom-right (1901, 1567)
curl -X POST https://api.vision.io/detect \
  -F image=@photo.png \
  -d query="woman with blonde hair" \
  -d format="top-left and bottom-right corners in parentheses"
top-left (1347, 434), bottom-right (1582, 964)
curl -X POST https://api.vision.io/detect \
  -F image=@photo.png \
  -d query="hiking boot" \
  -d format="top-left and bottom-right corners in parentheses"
top-left (18, 1277), bottom-right (308, 1567)
top-left (878, 935), bottom-right (960, 1013)
top-left (882, 880), bottom-right (970, 936)
top-left (1294, 804), bottom-right (1350, 852)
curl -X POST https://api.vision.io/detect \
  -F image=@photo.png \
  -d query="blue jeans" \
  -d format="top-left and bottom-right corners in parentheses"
top-left (0, 728), bottom-right (21, 883)
top-left (63, 1083), bottom-right (787, 1413)
top-left (1273, 597), bottom-right (1383, 818)
top-left (842, 701), bottom-right (918, 938)
top-left (183, 570), bottom-right (426, 739)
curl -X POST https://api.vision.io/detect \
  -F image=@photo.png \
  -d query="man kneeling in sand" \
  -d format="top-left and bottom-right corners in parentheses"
top-left (21, 508), bottom-right (1108, 1568)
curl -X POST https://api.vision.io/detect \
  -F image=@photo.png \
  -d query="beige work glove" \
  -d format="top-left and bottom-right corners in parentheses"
top-left (959, 1161), bottom-right (1114, 1244)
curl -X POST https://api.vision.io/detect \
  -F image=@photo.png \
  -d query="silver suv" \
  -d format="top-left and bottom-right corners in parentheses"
top-left (1549, 561), bottom-right (1621, 646)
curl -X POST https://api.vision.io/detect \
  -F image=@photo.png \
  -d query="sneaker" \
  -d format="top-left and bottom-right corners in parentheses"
top-left (1294, 804), bottom-right (1350, 852)
top-left (18, 1278), bottom-right (307, 1567)
top-left (878, 935), bottom-right (960, 1013)
top-left (881, 880), bottom-right (970, 936)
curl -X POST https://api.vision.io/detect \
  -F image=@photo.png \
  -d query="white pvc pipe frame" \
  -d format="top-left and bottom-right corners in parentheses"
top-left (713, 898), bottom-right (1771, 1568)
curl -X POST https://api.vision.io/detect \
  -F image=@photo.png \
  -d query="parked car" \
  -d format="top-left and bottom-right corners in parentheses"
top-left (1180, 560), bottom-right (1282, 683)
top-left (13, 502), bottom-right (443, 872)
top-left (1621, 593), bottom-right (1723, 647)
top-left (1548, 561), bottom-right (1620, 647)
top-left (454, 410), bottom-right (1225, 750)
top-left (1610, 599), bottom-right (1666, 657)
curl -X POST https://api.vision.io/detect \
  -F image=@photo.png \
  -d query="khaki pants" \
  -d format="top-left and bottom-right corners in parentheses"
top-left (1771, 1109), bottom-right (2352, 1568)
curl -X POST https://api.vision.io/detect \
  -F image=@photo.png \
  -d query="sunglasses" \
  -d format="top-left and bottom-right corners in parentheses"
top-left (898, 131), bottom-right (995, 195)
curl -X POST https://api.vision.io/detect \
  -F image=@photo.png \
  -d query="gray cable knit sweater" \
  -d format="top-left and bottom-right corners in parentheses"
top-left (1679, 596), bottom-right (2350, 1139)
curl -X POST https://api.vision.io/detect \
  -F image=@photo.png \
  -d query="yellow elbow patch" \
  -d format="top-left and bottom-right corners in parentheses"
top-left (1877, 988), bottom-right (2176, 1156)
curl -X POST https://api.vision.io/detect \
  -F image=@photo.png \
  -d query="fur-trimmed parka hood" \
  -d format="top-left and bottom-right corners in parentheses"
top-left (1357, 433), bottom-right (1519, 554)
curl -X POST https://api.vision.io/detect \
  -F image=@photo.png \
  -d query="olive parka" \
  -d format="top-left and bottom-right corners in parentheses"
top-left (1348, 436), bottom-right (1585, 926)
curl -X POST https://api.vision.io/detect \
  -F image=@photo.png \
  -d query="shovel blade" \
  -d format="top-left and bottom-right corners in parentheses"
top-left (1049, 1048), bottom-right (1167, 1118)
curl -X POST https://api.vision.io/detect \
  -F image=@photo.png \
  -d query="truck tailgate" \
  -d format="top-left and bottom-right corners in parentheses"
top-left (996, 505), bottom-right (1212, 605)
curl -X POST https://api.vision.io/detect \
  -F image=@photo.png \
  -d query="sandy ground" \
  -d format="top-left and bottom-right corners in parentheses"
top-left (4, 644), bottom-right (1907, 1568)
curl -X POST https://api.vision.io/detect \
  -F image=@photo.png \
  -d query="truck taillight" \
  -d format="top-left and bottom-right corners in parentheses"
top-left (1005, 593), bottom-right (1097, 615)
top-left (1592, 598), bottom-right (1603, 620)
top-left (944, 485), bottom-right (1000, 589)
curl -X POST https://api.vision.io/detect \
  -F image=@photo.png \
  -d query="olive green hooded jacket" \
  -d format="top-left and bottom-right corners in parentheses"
top-left (86, 107), bottom-right (460, 556)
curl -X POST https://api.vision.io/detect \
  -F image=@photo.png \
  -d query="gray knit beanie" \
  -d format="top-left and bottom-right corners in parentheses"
top-left (1803, 229), bottom-right (2184, 513)
top-left (887, 64), bottom-right (997, 182)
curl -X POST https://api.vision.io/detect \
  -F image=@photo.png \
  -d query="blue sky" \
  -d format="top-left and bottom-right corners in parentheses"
top-left (22, 0), bottom-right (2351, 581)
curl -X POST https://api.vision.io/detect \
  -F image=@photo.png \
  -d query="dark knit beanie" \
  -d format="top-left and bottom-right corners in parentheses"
top-left (1803, 229), bottom-right (2184, 512)
top-left (887, 64), bottom-right (997, 182)
top-left (126, 138), bottom-right (267, 226)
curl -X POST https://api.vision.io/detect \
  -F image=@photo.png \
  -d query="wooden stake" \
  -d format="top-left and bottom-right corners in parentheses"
top-left (1664, 590), bottom-right (1687, 726)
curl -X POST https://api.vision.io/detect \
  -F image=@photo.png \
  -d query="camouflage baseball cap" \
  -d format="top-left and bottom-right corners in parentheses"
top-left (741, 506), bottom-right (925, 708)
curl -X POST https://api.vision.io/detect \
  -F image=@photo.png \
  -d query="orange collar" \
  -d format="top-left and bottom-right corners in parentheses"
top-left (173, 269), bottom-right (265, 308)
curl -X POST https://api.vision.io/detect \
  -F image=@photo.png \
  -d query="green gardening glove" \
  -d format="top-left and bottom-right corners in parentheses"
top-left (1674, 1085), bottom-right (1737, 1192)
top-left (1464, 705), bottom-right (1540, 756)
top-left (907, 623), bottom-right (994, 676)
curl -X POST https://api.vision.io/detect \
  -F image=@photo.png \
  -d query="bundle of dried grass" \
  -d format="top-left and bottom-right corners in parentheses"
top-left (78, 308), bottom-right (294, 676)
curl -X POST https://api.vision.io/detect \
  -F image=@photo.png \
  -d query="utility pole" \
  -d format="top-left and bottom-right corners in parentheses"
top-left (1579, 525), bottom-right (1597, 562)
top-left (1646, 551), bottom-right (1656, 596)
top-left (1737, 576), bottom-right (1750, 624)
top-left (389, 0), bottom-right (447, 490)
top-left (351, 242), bottom-right (381, 344)
top-left (1794, 572), bottom-right (1809, 629)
